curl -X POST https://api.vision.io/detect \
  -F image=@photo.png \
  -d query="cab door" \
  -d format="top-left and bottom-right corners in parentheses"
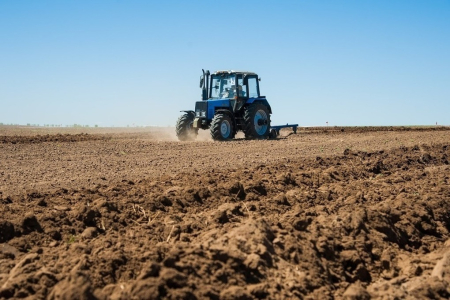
top-left (246, 76), bottom-right (260, 98)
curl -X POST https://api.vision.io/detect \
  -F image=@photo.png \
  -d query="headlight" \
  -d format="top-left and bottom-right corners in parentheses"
top-left (201, 111), bottom-right (206, 117)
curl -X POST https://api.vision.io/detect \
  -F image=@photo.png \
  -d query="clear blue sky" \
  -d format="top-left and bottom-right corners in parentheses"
top-left (1, 0), bottom-right (449, 127)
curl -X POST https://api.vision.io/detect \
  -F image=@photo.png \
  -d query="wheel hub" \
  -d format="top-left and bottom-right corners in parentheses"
top-left (257, 119), bottom-right (268, 126)
top-left (220, 120), bottom-right (231, 138)
top-left (254, 110), bottom-right (268, 135)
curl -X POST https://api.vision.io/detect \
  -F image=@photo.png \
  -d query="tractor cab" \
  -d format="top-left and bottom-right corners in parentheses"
top-left (201, 70), bottom-right (260, 100)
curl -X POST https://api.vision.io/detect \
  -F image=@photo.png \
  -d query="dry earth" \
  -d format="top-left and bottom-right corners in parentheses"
top-left (1, 126), bottom-right (450, 299)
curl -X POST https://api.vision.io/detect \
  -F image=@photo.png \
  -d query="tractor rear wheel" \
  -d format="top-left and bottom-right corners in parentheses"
top-left (176, 113), bottom-right (197, 141)
top-left (210, 113), bottom-right (234, 141)
top-left (244, 103), bottom-right (270, 139)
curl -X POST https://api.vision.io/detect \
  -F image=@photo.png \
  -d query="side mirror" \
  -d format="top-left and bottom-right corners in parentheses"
top-left (243, 75), bottom-right (248, 85)
top-left (199, 75), bottom-right (204, 88)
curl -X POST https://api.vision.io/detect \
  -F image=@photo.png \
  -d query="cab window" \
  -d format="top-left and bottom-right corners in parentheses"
top-left (248, 77), bottom-right (259, 98)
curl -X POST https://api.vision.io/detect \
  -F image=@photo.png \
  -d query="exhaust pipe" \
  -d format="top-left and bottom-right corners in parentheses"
top-left (201, 69), bottom-right (207, 100)
top-left (205, 70), bottom-right (210, 100)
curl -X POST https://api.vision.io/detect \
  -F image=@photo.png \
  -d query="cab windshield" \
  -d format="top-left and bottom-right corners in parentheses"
top-left (210, 74), bottom-right (246, 99)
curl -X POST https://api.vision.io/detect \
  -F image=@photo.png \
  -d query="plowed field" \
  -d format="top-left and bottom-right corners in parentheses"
top-left (1, 126), bottom-right (450, 299)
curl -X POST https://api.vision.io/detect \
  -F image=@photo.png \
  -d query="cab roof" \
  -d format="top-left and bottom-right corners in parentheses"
top-left (214, 70), bottom-right (257, 76)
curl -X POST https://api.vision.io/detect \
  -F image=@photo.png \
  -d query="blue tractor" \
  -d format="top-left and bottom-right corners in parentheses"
top-left (176, 70), bottom-right (272, 141)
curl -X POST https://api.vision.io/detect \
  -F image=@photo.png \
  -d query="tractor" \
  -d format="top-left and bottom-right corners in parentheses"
top-left (176, 70), bottom-right (272, 141)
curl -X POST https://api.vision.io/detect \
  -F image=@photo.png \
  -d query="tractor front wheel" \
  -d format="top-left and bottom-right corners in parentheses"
top-left (244, 104), bottom-right (271, 139)
top-left (210, 113), bottom-right (234, 141)
top-left (176, 113), bottom-right (197, 141)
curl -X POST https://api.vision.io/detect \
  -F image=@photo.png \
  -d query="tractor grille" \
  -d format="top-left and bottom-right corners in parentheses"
top-left (195, 101), bottom-right (207, 117)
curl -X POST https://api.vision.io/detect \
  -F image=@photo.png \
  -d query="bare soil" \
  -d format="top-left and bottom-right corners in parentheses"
top-left (1, 126), bottom-right (450, 299)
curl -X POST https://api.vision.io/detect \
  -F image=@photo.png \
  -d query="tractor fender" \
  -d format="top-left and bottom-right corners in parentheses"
top-left (180, 110), bottom-right (195, 118)
top-left (214, 108), bottom-right (234, 120)
top-left (246, 98), bottom-right (272, 114)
